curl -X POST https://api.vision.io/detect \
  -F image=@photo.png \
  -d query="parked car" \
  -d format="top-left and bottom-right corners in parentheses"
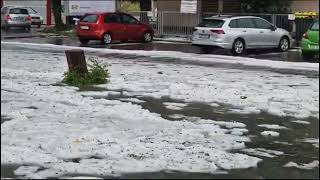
top-left (300, 20), bottom-right (319, 60)
top-left (76, 12), bottom-right (154, 45)
top-left (24, 7), bottom-right (43, 28)
top-left (1, 6), bottom-right (32, 31)
top-left (192, 15), bottom-right (293, 55)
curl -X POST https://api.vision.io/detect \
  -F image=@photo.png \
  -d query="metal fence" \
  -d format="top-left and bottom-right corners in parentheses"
top-left (130, 11), bottom-right (316, 41)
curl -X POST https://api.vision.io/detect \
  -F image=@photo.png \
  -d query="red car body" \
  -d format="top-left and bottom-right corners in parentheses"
top-left (76, 12), bottom-right (154, 44)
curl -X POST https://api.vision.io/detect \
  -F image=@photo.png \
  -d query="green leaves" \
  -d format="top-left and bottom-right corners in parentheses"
top-left (62, 57), bottom-right (110, 87)
top-left (241, 0), bottom-right (291, 13)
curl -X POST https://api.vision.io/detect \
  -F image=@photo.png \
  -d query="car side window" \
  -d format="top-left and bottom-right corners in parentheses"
top-left (229, 19), bottom-right (238, 28)
top-left (237, 18), bottom-right (255, 28)
top-left (104, 14), bottom-right (120, 23)
top-left (121, 14), bottom-right (138, 24)
top-left (253, 18), bottom-right (273, 29)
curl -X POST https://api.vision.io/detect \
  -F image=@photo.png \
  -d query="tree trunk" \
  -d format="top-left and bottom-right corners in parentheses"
top-left (52, 0), bottom-right (65, 30)
top-left (140, 0), bottom-right (151, 23)
top-left (65, 50), bottom-right (88, 74)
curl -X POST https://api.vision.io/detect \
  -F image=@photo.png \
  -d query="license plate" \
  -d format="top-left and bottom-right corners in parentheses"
top-left (199, 34), bottom-right (210, 39)
top-left (80, 26), bottom-right (89, 30)
top-left (310, 45), bottom-right (319, 49)
top-left (14, 17), bottom-right (24, 21)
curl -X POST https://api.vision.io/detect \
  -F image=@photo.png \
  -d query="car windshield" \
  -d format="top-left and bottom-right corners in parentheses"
top-left (9, 8), bottom-right (29, 14)
top-left (26, 7), bottom-right (37, 14)
top-left (80, 14), bottom-right (98, 23)
top-left (198, 19), bottom-right (225, 28)
top-left (310, 21), bottom-right (319, 31)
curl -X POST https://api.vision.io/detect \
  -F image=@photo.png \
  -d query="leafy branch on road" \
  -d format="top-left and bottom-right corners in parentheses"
top-left (62, 57), bottom-right (110, 88)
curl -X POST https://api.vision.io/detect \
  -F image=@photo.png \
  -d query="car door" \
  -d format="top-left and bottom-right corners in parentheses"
top-left (252, 18), bottom-right (279, 48)
top-left (236, 18), bottom-right (260, 48)
top-left (104, 13), bottom-right (126, 41)
top-left (120, 13), bottom-right (142, 41)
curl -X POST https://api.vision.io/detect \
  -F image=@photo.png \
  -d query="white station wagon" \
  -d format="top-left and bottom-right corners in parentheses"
top-left (192, 15), bottom-right (293, 55)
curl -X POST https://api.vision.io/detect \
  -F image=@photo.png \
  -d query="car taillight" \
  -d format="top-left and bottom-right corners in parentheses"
top-left (210, 30), bottom-right (225, 34)
top-left (193, 28), bottom-right (198, 32)
top-left (26, 16), bottom-right (32, 21)
top-left (5, 15), bottom-right (12, 21)
top-left (303, 33), bottom-right (309, 39)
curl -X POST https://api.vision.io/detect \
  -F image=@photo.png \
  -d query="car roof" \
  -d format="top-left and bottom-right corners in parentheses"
top-left (204, 15), bottom-right (264, 20)
top-left (3, 5), bottom-right (26, 9)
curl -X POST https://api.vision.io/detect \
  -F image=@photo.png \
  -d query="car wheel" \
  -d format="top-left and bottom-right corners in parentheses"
top-left (302, 52), bottom-right (314, 61)
top-left (278, 37), bottom-right (289, 52)
top-left (232, 39), bottom-right (245, 56)
top-left (142, 32), bottom-right (153, 43)
top-left (79, 39), bottom-right (89, 45)
top-left (102, 33), bottom-right (112, 45)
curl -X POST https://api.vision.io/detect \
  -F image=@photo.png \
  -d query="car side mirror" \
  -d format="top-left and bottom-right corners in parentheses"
top-left (271, 26), bottom-right (277, 31)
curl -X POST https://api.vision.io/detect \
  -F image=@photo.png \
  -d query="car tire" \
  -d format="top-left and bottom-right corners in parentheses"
top-left (232, 38), bottom-right (246, 56)
top-left (278, 37), bottom-right (290, 52)
top-left (302, 52), bottom-right (314, 61)
top-left (102, 33), bottom-right (112, 45)
top-left (79, 39), bottom-right (89, 45)
top-left (142, 32), bottom-right (153, 43)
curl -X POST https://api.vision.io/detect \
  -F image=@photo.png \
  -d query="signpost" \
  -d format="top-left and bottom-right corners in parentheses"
top-left (180, 0), bottom-right (197, 14)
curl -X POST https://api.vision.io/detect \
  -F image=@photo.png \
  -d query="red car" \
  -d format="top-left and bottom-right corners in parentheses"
top-left (76, 12), bottom-right (154, 45)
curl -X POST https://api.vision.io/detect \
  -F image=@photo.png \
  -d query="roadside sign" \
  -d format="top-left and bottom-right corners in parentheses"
top-left (68, 0), bottom-right (116, 16)
top-left (181, 0), bottom-right (197, 14)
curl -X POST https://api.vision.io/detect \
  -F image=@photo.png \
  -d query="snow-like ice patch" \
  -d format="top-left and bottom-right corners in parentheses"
top-left (291, 120), bottom-right (311, 124)
top-left (261, 131), bottom-right (280, 137)
top-left (2, 42), bottom-right (319, 119)
top-left (273, 141), bottom-right (293, 146)
top-left (230, 128), bottom-right (249, 136)
top-left (303, 138), bottom-right (319, 148)
top-left (167, 114), bottom-right (185, 119)
top-left (1, 49), bottom-right (262, 178)
top-left (284, 160), bottom-right (319, 170)
top-left (258, 124), bottom-right (289, 130)
top-left (163, 102), bottom-right (188, 110)
top-left (119, 98), bottom-right (145, 104)
top-left (14, 166), bottom-right (41, 176)
top-left (241, 148), bottom-right (284, 158)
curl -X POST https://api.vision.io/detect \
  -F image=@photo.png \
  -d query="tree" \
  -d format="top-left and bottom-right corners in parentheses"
top-left (52, 0), bottom-right (65, 30)
top-left (241, 0), bottom-right (292, 13)
top-left (139, 0), bottom-right (151, 23)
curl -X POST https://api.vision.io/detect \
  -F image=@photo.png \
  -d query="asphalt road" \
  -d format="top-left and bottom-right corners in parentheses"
top-left (1, 27), bottom-right (319, 63)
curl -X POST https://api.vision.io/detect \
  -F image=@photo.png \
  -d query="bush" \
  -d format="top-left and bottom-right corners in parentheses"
top-left (62, 57), bottom-right (109, 87)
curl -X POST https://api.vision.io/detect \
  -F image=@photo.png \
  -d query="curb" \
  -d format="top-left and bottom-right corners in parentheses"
top-left (2, 35), bottom-right (44, 39)
top-left (153, 37), bottom-right (191, 43)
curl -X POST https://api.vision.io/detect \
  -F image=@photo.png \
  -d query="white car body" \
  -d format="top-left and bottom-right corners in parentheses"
top-left (23, 7), bottom-right (43, 26)
top-left (192, 16), bottom-right (293, 51)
